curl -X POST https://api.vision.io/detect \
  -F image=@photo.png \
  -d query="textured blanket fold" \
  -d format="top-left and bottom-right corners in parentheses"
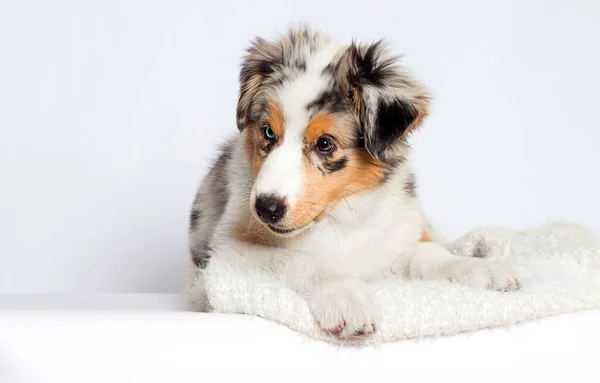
top-left (196, 221), bottom-right (600, 345)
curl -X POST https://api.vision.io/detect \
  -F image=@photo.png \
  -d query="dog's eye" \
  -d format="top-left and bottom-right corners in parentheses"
top-left (262, 124), bottom-right (275, 140)
top-left (316, 136), bottom-right (335, 153)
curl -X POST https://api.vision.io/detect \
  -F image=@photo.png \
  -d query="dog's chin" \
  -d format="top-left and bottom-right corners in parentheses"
top-left (266, 223), bottom-right (312, 238)
top-left (248, 204), bottom-right (316, 238)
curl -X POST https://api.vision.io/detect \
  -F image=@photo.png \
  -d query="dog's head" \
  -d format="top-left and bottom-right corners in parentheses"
top-left (236, 26), bottom-right (430, 237)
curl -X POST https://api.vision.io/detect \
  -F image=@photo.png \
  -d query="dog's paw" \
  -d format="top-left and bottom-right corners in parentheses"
top-left (445, 258), bottom-right (521, 292)
top-left (446, 228), bottom-right (514, 261)
top-left (308, 280), bottom-right (380, 339)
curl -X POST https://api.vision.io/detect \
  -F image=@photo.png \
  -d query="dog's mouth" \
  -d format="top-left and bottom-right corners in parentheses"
top-left (248, 198), bottom-right (317, 237)
top-left (267, 224), bottom-right (298, 235)
top-left (266, 222), bottom-right (314, 237)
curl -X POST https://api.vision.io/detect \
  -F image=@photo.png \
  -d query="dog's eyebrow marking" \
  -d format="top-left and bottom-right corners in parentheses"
top-left (266, 101), bottom-right (286, 137)
top-left (322, 157), bottom-right (348, 173)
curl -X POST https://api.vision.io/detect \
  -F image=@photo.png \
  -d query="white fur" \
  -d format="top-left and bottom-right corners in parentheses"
top-left (252, 142), bottom-right (304, 207)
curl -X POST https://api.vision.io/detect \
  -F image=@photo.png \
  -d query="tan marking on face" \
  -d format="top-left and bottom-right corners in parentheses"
top-left (244, 101), bottom-right (286, 176)
top-left (304, 114), bottom-right (357, 148)
top-left (283, 114), bottom-right (387, 229)
top-left (266, 101), bottom-right (285, 137)
top-left (232, 208), bottom-right (283, 246)
top-left (304, 114), bottom-right (336, 143)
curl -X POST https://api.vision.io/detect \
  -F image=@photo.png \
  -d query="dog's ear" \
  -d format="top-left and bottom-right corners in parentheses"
top-left (341, 40), bottom-right (430, 160)
top-left (236, 37), bottom-right (283, 132)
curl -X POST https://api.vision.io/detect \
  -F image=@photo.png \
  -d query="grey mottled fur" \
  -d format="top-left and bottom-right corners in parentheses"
top-left (189, 142), bottom-right (234, 268)
top-left (404, 173), bottom-right (417, 197)
top-left (235, 26), bottom-right (430, 164)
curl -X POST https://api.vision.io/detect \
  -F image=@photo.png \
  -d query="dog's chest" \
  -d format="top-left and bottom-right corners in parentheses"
top-left (291, 198), bottom-right (423, 277)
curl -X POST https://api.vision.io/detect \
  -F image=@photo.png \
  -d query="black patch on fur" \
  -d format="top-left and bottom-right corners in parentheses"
top-left (211, 143), bottom-right (233, 211)
top-left (381, 167), bottom-right (394, 183)
top-left (380, 156), bottom-right (405, 183)
top-left (337, 40), bottom-right (422, 161)
top-left (321, 63), bottom-right (334, 75)
top-left (190, 209), bottom-right (202, 231)
top-left (473, 242), bottom-right (487, 258)
top-left (322, 157), bottom-right (348, 174)
top-left (236, 107), bottom-right (246, 129)
top-left (260, 139), bottom-right (276, 154)
top-left (306, 88), bottom-right (348, 114)
top-left (271, 76), bottom-right (285, 88)
top-left (404, 173), bottom-right (417, 196)
top-left (191, 242), bottom-right (213, 269)
top-left (266, 72), bottom-right (289, 88)
top-left (354, 135), bottom-right (366, 149)
top-left (295, 59), bottom-right (307, 71)
top-left (347, 40), bottom-right (398, 88)
top-left (367, 99), bottom-right (418, 158)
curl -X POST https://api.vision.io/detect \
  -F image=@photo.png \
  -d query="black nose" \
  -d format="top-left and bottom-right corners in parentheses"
top-left (255, 196), bottom-right (286, 224)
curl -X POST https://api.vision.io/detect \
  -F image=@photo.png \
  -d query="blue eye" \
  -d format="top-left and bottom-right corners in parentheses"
top-left (263, 124), bottom-right (275, 140)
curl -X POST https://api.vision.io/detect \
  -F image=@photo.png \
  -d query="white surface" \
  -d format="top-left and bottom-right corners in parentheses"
top-left (1, 1), bottom-right (600, 293)
top-left (1, 294), bottom-right (599, 383)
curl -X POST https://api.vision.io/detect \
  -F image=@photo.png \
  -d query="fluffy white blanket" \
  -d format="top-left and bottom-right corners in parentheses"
top-left (194, 221), bottom-right (600, 345)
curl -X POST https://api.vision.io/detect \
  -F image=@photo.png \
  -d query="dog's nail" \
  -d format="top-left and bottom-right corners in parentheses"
top-left (328, 321), bottom-right (345, 334)
top-left (354, 329), bottom-right (365, 336)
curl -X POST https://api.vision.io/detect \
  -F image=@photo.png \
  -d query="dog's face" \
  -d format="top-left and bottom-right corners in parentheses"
top-left (237, 27), bottom-right (429, 237)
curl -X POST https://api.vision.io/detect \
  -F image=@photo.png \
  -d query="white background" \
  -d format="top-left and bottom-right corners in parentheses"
top-left (1, 0), bottom-right (599, 293)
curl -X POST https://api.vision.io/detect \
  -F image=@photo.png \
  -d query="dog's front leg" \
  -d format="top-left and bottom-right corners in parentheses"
top-left (403, 241), bottom-right (521, 291)
top-left (211, 241), bottom-right (381, 338)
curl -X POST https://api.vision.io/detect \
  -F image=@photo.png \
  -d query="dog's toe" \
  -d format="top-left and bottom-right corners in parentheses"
top-left (447, 258), bottom-right (521, 292)
top-left (309, 280), bottom-right (380, 340)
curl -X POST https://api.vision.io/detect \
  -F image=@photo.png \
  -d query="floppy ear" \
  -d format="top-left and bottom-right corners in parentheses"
top-left (343, 40), bottom-right (430, 160)
top-left (236, 38), bottom-right (283, 132)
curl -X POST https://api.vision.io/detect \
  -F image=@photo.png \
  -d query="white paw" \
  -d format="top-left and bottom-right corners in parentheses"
top-left (308, 280), bottom-right (380, 339)
top-left (187, 272), bottom-right (210, 311)
top-left (444, 258), bottom-right (521, 292)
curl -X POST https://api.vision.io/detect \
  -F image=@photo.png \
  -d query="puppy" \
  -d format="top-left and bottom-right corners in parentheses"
top-left (188, 26), bottom-right (519, 338)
